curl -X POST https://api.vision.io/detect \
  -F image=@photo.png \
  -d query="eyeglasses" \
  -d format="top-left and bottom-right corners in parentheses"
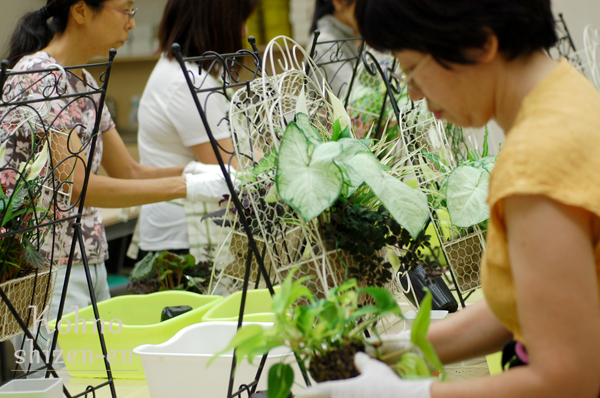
top-left (389, 54), bottom-right (432, 96)
top-left (103, 4), bottom-right (138, 22)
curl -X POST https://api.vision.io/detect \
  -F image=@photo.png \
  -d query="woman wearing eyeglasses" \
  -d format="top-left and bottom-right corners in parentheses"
top-left (298, 1), bottom-right (600, 398)
top-left (3, 0), bottom-right (229, 339)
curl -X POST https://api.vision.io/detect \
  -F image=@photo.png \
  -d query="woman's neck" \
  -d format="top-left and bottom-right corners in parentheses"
top-left (494, 51), bottom-right (559, 132)
top-left (42, 31), bottom-right (95, 76)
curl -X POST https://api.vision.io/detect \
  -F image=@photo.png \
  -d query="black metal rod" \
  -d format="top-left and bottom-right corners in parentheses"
top-left (172, 43), bottom-right (275, 296)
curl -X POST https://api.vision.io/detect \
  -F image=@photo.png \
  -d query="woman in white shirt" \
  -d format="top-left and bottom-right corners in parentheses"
top-left (136, 0), bottom-right (256, 261)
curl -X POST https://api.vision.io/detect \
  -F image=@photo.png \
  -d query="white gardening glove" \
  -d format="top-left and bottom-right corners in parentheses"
top-left (366, 331), bottom-right (413, 364)
top-left (184, 172), bottom-right (231, 203)
top-left (183, 160), bottom-right (232, 176)
top-left (296, 352), bottom-right (433, 398)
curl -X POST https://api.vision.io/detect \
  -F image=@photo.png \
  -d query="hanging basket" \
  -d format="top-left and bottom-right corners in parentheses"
top-left (0, 268), bottom-right (58, 341)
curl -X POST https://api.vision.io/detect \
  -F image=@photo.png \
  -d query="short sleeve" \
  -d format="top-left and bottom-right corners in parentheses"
top-left (488, 87), bottom-right (600, 219)
top-left (167, 74), bottom-right (231, 148)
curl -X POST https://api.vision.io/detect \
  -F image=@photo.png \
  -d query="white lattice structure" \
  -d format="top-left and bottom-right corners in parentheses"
top-left (207, 37), bottom-right (399, 298)
top-left (584, 24), bottom-right (600, 91)
top-left (398, 100), bottom-right (486, 295)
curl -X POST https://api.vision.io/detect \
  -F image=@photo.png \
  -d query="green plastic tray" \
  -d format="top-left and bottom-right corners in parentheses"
top-left (48, 291), bottom-right (222, 379)
top-left (201, 287), bottom-right (279, 322)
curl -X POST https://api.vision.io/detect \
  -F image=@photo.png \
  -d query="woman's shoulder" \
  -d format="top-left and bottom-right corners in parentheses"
top-left (12, 51), bottom-right (57, 71)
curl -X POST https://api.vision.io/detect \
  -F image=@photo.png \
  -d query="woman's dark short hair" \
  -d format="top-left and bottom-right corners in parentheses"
top-left (158, 0), bottom-right (257, 60)
top-left (310, 0), bottom-right (356, 33)
top-left (355, 0), bottom-right (558, 64)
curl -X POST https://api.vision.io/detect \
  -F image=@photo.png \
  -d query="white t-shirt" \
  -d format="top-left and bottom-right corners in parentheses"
top-left (137, 55), bottom-right (230, 251)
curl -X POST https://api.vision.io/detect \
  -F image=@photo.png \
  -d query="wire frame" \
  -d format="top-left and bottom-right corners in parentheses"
top-left (307, 30), bottom-right (364, 106)
top-left (0, 54), bottom-right (117, 397)
top-left (584, 24), bottom-right (600, 91)
top-left (210, 36), bottom-right (407, 301)
top-left (170, 42), bottom-right (267, 294)
top-left (398, 100), bottom-right (486, 297)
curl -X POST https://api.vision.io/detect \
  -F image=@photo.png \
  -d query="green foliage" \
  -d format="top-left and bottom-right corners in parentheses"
top-left (0, 171), bottom-right (52, 283)
top-left (213, 272), bottom-right (447, 397)
top-left (320, 202), bottom-right (441, 287)
top-left (276, 112), bottom-right (429, 239)
top-left (212, 269), bottom-right (402, 397)
top-left (410, 289), bottom-right (445, 379)
top-left (268, 364), bottom-right (294, 398)
top-left (425, 124), bottom-right (497, 230)
top-left (128, 250), bottom-right (213, 294)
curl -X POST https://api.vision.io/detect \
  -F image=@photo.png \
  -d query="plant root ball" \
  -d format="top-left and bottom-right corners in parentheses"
top-left (308, 340), bottom-right (365, 382)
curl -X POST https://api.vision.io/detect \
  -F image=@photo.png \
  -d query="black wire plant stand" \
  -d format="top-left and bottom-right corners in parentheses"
top-left (307, 30), bottom-right (364, 108)
top-left (172, 37), bottom-right (313, 398)
top-left (0, 51), bottom-right (118, 398)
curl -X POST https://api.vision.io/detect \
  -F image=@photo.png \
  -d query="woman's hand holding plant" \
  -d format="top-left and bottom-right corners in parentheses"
top-left (296, 352), bottom-right (433, 398)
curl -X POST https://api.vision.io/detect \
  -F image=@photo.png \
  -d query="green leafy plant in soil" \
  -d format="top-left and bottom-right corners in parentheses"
top-left (0, 140), bottom-right (52, 283)
top-left (320, 201), bottom-right (442, 287)
top-left (212, 269), bottom-right (444, 398)
top-left (128, 249), bottom-right (213, 294)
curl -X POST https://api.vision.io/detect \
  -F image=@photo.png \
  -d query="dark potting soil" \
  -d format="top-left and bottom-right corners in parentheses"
top-left (308, 340), bottom-right (365, 382)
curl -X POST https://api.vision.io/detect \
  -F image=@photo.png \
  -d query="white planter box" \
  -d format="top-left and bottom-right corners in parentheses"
top-left (403, 310), bottom-right (449, 331)
top-left (0, 379), bottom-right (62, 398)
top-left (133, 322), bottom-right (302, 398)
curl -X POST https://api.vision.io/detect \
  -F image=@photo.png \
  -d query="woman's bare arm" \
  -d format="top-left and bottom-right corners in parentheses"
top-left (431, 195), bottom-right (600, 398)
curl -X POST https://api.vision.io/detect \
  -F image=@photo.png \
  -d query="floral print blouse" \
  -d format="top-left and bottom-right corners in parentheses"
top-left (1, 52), bottom-right (115, 265)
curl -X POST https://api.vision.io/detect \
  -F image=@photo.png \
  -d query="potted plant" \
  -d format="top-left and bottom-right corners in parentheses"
top-left (213, 268), bottom-right (444, 398)
top-left (128, 249), bottom-right (214, 294)
top-left (0, 140), bottom-right (56, 339)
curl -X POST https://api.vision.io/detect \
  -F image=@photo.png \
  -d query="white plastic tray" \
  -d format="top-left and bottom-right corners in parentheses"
top-left (134, 321), bottom-right (302, 398)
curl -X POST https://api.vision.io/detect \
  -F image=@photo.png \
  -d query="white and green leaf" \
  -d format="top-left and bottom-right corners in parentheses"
top-left (276, 122), bottom-right (344, 221)
top-left (446, 165), bottom-right (491, 228)
top-left (344, 153), bottom-right (429, 238)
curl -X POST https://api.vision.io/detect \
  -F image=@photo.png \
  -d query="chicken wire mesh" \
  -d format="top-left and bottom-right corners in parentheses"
top-left (398, 99), bottom-right (486, 295)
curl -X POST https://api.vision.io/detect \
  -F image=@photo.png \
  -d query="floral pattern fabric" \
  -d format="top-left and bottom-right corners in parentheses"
top-left (0, 52), bottom-right (115, 265)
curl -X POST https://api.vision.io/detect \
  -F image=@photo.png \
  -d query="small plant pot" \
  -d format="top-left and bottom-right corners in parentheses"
top-left (0, 378), bottom-right (62, 398)
top-left (0, 268), bottom-right (57, 341)
top-left (308, 340), bottom-right (365, 382)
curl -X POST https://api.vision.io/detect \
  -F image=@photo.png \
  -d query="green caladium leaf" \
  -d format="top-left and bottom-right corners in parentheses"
top-left (335, 138), bottom-right (372, 196)
top-left (446, 165), bottom-right (491, 228)
top-left (22, 238), bottom-right (45, 269)
top-left (344, 153), bottom-right (429, 238)
top-left (130, 252), bottom-right (159, 280)
top-left (411, 289), bottom-right (445, 379)
top-left (469, 155), bottom-right (496, 174)
top-left (359, 138), bottom-right (374, 147)
top-left (339, 126), bottom-right (352, 139)
top-left (276, 122), bottom-right (344, 221)
top-left (268, 363), bottom-right (295, 398)
top-left (296, 113), bottom-right (323, 145)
